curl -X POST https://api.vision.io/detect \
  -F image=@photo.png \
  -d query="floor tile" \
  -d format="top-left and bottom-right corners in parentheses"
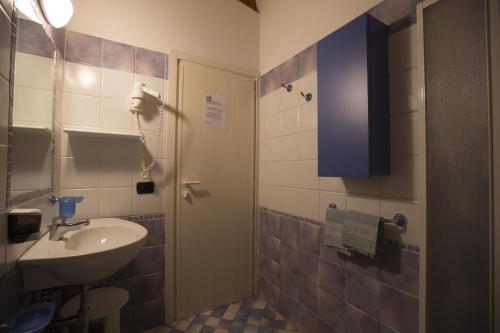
top-left (150, 297), bottom-right (300, 333)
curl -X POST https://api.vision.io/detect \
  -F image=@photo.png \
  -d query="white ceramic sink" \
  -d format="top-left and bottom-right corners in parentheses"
top-left (19, 218), bottom-right (148, 291)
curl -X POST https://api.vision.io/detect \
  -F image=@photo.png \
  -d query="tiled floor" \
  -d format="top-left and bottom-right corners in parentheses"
top-left (144, 297), bottom-right (299, 333)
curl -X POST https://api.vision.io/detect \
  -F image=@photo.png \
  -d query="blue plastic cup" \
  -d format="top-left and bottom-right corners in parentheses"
top-left (58, 196), bottom-right (84, 218)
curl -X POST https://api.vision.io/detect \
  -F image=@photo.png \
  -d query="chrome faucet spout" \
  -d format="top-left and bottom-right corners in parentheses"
top-left (49, 217), bottom-right (90, 240)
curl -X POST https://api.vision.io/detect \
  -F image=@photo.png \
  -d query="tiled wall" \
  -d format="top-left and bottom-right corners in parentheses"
top-left (259, 208), bottom-right (419, 333)
top-left (258, 24), bottom-right (422, 247)
top-left (0, 5), bottom-right (168, 329)
top-left (61, 214), bottom-right (166, 333)
top-left (57, 30), bottom-right (169, 218)
top-left (258, 12), bottom-right (422, 333)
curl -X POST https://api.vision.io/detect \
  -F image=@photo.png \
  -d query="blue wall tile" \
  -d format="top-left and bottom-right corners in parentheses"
top-left (280, 216), bottom-right (298, 247)
top-left (16, 18), bottom-right (53, 58)
top-left (298, 277), bottom-right (319, 314)
top-left (379, 284), bottom-right (419, 333)
top-left (298, 221), bottom-right (321, 255)
top-left (102, 39), bottom-right (135, 72)
top-left (135, 47), bottom-right (165, 79)
top-left (319, 259), bottom-right (345, 298)
top-left (298, 44), bottom-right (317, 77)
top-left (318, 288), bottom-right (345, 332)
top-left (345, 304), bottom-right (378, 333)
top-left (380, 246), bottom-right (419, 296)
top-left (299, 249), bottom-right (319, 284)
top-left (281, 54), bottom-right (299, 84)
top-left (65, 30), bottom-right (102, 66)
top-left (345, 270), bottom-right (380, 318)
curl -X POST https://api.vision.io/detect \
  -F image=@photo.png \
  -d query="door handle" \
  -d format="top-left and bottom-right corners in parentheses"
top-left (182, 180), bottom-right (201, 186)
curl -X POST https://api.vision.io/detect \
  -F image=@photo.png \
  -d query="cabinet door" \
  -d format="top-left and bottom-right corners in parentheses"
top-left (317, 15), bottom-right (369, 178)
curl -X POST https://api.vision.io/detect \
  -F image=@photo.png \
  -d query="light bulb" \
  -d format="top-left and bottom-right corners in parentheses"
top-left (40, 0), bottom-right (73, 28)
top-left (15, 0), bottom-right (42, 23)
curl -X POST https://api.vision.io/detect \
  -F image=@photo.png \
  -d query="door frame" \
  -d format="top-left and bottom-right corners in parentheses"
top-left (164, 50), bottom-right (259, 324)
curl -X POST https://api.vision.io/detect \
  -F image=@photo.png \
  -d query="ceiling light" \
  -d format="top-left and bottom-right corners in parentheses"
top-left (39, 0), bottom-right (73, 28)
top-left (15, 0), bottom-right (42, 24)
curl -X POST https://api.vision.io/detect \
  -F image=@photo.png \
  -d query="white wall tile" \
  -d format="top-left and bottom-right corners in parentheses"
top-left (61, 157), bottom-right (99, 189)
top-left (382, 157), bottom-right (421, 200)
top-left (135, 129), bottom-right (164, 159)
top-left (281, 107), bottom-right (299, 135)
top-left (266, 185), bottom-right (281, 211)
top-left (258, 184), bottom-right (267, 207)
top-left (319, 177), bottom-right (346, 193)
top-left (99, 188), bottom-right (133, 217)
top-left (97, 138), bottom-right (136, 158)
top-left (12, 132), bottom-right (51, 157)
top-left (265, 138), bottom-right (282, 161)
top-left (261, 112), bottom-right (281, 139)
top-left (259, 161), bottom-right (280, 186)
top-left (279, 161), bottom-right (299, 187)
top-left (298, 130), bottom-right (317, 160)
top-left (346, 195), bottom-right (380, 216)
top-left (11, 156), bottom-right (51, 191)
top-left (63, 93), bottom-right (100, 127)
top-left (14, 53), bottom-right (54, 90)
top-left (135, 74), bottom-right (164, 97)
top-left (278, 85), bottom-right (300, 111)
top-left (279, 134), bottom-right (299, 161)
top-left (61, 188), bottom-right (99, 218)
top-left (298, 189), bottom-right (319, 220)
top-left (319, 191), bottom-right (347, 220)
top-left (298, 160), bottom-right (319, 189)
top-left (295, 72), bottom-right (317, 105)
top-left (13, 86), bottom-right (53, 128)
top-left (298, 101), bottom-right (317, 132)
top-left (390, 67), bottom-right (419, 113)
top-left (133, 189), bottom-right (162, 214)
top-left (64, 62), bottom-right (101, 96)
top-left (102, 68), bottom-right (135, 99)
top-left (391, 111), bottom-right (419, 156)
top-left (132, 158), bottom-right (165, 186)
top-left (61, 132), bottom-right (99, 157)
top-left (280, 187), bottom-right (299, 215)
top-left (381, 199), bottom-right (420, 246)
top-left (259, 89), bottom-right (281, 118)
top-left (388, 24), bottom-right (418, 74)
top-left (98, 156), bottom-right (133, 188)
top-left (345, 177), bottom-right (381, 196)
top-left (100, 98), bottom-right (134, 130)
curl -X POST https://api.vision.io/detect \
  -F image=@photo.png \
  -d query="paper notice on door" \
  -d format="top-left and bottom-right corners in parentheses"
top-left (203, 91), bottom-right (227, 129)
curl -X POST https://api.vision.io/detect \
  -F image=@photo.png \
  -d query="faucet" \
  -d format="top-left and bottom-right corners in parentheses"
top-left (48, 195), bottom-right (87, 240)
top-left (49, 216), bottom-right (90, 241)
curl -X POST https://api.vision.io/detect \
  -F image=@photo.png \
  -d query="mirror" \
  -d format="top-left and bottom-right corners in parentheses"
top-left (9, 14), bottom-right (56, 197)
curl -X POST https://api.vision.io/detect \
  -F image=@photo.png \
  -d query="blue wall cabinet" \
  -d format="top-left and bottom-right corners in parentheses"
top-left (317, 14), bottom-right (390, 178)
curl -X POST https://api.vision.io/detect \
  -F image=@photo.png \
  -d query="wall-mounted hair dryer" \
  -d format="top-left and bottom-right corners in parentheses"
top-left (130, 81), bottom-right (162, 113)
top-left (130, 81), bottom-right (166, 183)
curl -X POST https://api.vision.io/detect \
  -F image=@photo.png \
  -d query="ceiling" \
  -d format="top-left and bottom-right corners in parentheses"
top-left (237, 0), bottom-right (258, 12)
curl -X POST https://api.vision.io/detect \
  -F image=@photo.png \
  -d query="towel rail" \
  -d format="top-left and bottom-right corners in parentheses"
top-left (328, 203), bottom-right (407, 228)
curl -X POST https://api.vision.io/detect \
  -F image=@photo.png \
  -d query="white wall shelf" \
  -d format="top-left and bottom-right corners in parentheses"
top-left (13, 123), bottom-right (53, 134)
top-left (63, 126), bottom-right (142, 139)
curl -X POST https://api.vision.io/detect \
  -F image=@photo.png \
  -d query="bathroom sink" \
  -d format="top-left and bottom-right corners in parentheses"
top-left (19, 218), bottom-right (147, 291)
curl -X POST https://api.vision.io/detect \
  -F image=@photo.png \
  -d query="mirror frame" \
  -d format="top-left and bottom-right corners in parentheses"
top-left (6, 1), bottom-right (63, 207)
